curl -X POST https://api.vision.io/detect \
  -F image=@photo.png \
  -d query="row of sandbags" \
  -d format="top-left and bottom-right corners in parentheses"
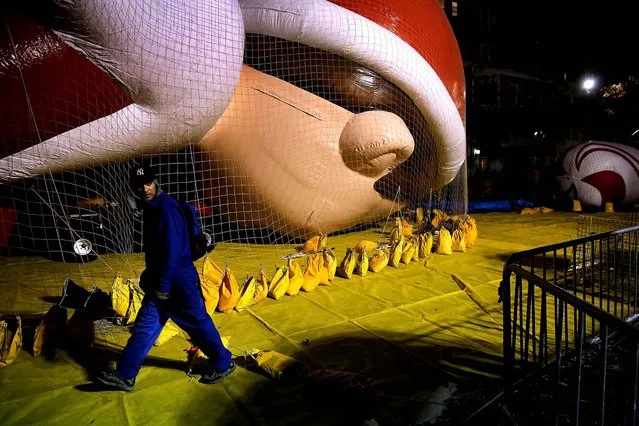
top-left (1, 213), bottom-right (480, 363)
top-left (1, 307), bottom-right (74, 367)
top-left (199, 250), bottom-right (337, 311)
top-left (334, 213), bottom-right (479, 278)
top-left (90, 213), bottom-right (479, 346)
top-left (426, 210), bottom-right (479, 251)
top-left (387, 212), bottom-right (478, 256)
top-left (1, 303), bottom-right (87, 367)
top-left (192, 213), bottom-right (480, 314)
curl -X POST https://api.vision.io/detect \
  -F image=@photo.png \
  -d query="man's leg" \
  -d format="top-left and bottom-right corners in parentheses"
top-left (115, 297), bottom-right (167, 380)
top-left (169, 281), bottom-right (232, 372)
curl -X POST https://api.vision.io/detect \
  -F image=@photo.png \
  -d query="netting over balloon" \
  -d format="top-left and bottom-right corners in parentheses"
top-left (0, 0), bottom-right (467, 311)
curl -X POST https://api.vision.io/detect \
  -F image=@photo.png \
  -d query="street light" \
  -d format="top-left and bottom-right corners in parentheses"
top-left (581, 76), bottom-right (598, 94)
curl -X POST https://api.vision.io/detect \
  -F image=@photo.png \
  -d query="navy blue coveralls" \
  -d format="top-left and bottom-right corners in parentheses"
top-left (116, 191), bottom-right (231, 380)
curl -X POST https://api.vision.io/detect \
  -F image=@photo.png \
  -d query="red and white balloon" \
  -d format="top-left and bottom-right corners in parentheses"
top-left (558, 141), bottom-right (639, 208)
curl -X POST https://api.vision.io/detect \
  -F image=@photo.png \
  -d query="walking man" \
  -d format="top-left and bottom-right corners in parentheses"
top-left (96, 164), bottom-right (235, 391)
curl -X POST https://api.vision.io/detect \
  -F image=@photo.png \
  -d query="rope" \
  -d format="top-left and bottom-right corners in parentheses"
top-left (377, 185), bottom-right (401, 245)
top-left (188, 144), bottom-right (205, 229)
top-left (4, 17), bottom-right (42, 144)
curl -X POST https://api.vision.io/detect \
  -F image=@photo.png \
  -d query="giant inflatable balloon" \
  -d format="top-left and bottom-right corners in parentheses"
top-left (0, 0), bottom-right (466, 250)
top-left (558, 141), bottom-right (639, 208)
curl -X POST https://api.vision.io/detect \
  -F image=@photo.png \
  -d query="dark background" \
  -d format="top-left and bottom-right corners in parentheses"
top-left (443, 0), bottom-right (638, 205)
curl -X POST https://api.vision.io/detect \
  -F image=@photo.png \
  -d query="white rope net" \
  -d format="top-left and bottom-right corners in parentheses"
top-left (0, 0), bottom-right (467, 313)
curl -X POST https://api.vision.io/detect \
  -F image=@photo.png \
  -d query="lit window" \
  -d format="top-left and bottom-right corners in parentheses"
top-left (452, 1), bottom-right (458, 16)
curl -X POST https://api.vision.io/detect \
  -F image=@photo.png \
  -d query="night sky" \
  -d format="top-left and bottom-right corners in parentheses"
top-left (494, 1), bottom-right (635, 83)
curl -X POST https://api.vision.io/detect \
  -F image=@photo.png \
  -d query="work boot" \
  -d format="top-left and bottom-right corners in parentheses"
top-left (95, 369), bottom-right (136, 392)
top-left (199, 361), bottom-right (236, 384)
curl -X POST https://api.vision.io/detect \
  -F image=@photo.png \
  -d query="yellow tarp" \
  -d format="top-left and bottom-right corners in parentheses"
top-left (0, 212), bottom-right (588, 424)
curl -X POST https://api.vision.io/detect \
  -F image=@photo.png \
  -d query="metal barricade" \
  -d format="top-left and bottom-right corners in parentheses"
top-left (500, 224), bottom-right (639, 425)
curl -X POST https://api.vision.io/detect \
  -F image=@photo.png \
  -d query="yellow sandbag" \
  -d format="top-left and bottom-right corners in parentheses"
top-left (217, 267), bottom-right (240, 313)
top-left (127, 280), bottom-right (144, 324)
top-left (0, 316), bottom-right (22, 368)
top-left (235, 276), bottom-right (257, 312)
top-left (268, 267), bottom-right (289, 300)
top-left (389, 217), bottom-right (403, 245)
top-left (32, 321), bottom-right (45, 358)
top-left (323, 249), bottom-right (337, 282)
top-left (369, 249), bottom-right (389, 272)
top-left (33, 305), bottom-right (67, 357)
top-left (286, 258), bottom-right (304, 296)
top-left (318, 234), bottom-right (328, 251)
top-left (301, 254), bottom-right (321, 292)
top-left (110, 275), bottom-right (130, 325)
top-left (111, 277), bottom-right (145, 326)
top-left (401, 218), bottom-right (413, 237)
top-left (200, 257), bottom-right (224, 315)
top-left (437, 229), bottom-right (453, 255)
top-left (154, 319), bottom-right (180, 346)
top-left (354, 240), bottom-right (378, 257)
top-left (466, 216), bottom-right (478, 246)
top-left (303, 233), bottom-right (327, 254)
top-left (354, 251), bottom-right (369, 277)
top-left (401, 237), bottom-right (417, 264)
top-left (253, 267), bottom-right (269, 305)
top-left (462, 219), bottom-right (475, 248)
top-left (412, 237), bottom-right (420, 261)
top-left (434, 209), bottom-right (448, 221)
top-left (318, 255), bottom-right (330, 285)
top-left (303, 235), bottom-right (320, 253)
top-left (254, 350), bottom-right (298, 380)
top-left (419, 233), bottom-right (433, 259)
top-left (452, 228), bottom-right (467, 252)
top-left (431, 215), bottom-right (439, 229)
top-left (337, 247), bottom-right (357, 279)
top-left (462, 222), bottom-right (473, 248)
top-left (431, 208), bottom-right (448, 228)
top-left (389, 236), bottom-right (404, 267)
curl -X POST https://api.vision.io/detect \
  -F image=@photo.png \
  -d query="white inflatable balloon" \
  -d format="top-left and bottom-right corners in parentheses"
top-left (0, 0), bottom-right (245, 181)
top-left (558, 141), bottom-right (639, 207)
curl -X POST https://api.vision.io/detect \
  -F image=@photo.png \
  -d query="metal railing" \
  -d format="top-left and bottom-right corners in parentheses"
top-left (576, 213), bottom-right (639, 239)
top-left (500, 224), bottom-right (639, 425)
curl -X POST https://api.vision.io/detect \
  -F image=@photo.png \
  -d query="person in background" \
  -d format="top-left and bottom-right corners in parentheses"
top-left (95, 164), bottom-right (235, 391)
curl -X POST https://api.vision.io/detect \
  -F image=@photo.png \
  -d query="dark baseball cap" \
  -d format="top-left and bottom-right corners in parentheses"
top-left (129, 164), bottom-right (156, 191)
